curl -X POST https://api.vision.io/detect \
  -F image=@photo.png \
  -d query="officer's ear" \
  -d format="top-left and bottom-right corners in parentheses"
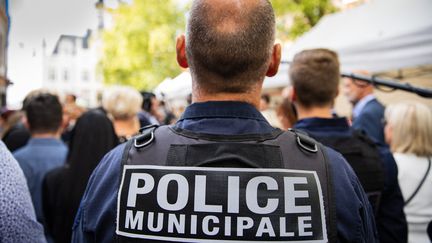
top-left (266, 43), bottom-right (281, 77)
top-left (176, 34), bottom-right (189, 69)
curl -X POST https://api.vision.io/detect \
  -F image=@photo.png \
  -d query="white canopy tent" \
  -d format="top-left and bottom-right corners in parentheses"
top-left (156, 0), bottom-right (432, 100)
top-left (154, 72), bottom-right (192, 100)
top-left (285, 0), bottom-right (432, 73)
top-left (154, 64), bottom-right (290, 101)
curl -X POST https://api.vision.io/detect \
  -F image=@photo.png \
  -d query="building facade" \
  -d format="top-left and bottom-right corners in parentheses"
top-left (42, 30), bottom-right (103, 107)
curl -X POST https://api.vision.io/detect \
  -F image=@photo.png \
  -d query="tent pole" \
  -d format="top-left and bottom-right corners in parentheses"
top-left (341, 72), bottom-right (432, 98)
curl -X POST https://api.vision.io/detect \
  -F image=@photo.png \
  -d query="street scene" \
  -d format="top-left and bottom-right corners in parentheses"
top-left (0, 0), bottom-right (431, 242)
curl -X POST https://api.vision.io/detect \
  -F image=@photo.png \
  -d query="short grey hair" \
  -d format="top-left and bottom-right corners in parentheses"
top-left (102, 86), bottom-right (143, 120)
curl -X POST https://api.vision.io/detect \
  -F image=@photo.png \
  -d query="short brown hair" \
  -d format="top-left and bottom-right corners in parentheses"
top-left (186, 0), bottom-right (275, 93)
top-left (289, 49), bottom-right (340, 108)
top-left (23, 92), bottom-right (63, 134)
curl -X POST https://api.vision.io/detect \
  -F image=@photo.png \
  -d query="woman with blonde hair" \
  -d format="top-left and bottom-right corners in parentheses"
top-left (384, 101), bottom-right (432, 243)
top-left (102, 86), bottom-right (143, 143)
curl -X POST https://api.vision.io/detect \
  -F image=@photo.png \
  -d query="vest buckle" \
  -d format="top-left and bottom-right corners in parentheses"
top-left (289, 129), bottom-right (318, 153)
top-left (134, 125), bottom-right (158, 148)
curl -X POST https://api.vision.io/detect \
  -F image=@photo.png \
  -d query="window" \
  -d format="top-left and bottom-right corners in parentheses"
top-left (63, 69), bottom-right (69, 82)
top-left (48, 68), bottom-right (56, 81)
top-left (82, 70), bottom-right (89, 82)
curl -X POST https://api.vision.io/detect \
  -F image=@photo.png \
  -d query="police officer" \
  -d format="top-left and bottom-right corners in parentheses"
top-left (72, 0), bottom-right (378, 242)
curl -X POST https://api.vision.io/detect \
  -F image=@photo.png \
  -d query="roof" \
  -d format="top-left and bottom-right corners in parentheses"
top-left (52, 29), bottom-right (92, 55)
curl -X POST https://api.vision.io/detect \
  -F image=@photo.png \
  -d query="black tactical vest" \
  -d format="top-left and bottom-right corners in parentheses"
top-left (116, 125), bottom-right (336, 243)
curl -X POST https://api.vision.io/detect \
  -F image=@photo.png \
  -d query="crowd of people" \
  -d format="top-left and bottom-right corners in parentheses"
top-left (0, 0), bottom-right (432, 242)
top-left (0, 88), bottom-right (177, 242)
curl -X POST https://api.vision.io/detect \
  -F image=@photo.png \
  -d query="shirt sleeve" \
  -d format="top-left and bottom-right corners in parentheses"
top-left (0, 142), bottom-right (46, 243)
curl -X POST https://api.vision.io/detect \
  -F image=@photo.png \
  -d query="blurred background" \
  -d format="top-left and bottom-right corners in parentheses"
top-left (1, 0), bottom-right (431, 116)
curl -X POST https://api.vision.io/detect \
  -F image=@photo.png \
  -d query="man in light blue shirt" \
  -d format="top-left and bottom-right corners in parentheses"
top-left (13, 92), bottom-right (67, 231)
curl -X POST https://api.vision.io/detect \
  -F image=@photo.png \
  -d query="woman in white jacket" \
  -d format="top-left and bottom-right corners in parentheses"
top-left (385, 102), bottom-right (432, 243)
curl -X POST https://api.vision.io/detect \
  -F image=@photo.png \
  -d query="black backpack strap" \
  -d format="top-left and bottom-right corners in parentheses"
top-left (405, 157), bottom-right (431, 206)
top-left (307, 129), bottom-right (385, 216)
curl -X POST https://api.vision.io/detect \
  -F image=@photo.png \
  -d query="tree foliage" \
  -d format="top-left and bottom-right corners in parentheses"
top-left (271, 0), bottom-right (337, 40)
top-left (101, 1), bottom-right (185, 90)
top-left (100, 1), bottom-right (335, 89)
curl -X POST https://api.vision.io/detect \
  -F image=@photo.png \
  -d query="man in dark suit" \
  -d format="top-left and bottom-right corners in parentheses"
top-left (343, 71), bottom-right (386, 145)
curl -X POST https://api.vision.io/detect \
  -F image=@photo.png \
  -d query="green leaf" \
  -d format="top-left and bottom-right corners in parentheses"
top-left (100, 1), bottom-right (186, 90)
top-left (270, 0), bottom-right (338, 40)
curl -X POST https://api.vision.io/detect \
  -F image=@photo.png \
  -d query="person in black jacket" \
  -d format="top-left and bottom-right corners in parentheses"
top-left (43, 109), bottom-right (118, 243)
top-left (289, 48), bottom-right (408, 243)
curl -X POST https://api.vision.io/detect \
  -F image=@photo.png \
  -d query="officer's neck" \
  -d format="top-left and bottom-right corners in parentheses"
top-left (296, 105), bottom-right (333, 120)
top-left (192, 87), bottom-right (262, 109)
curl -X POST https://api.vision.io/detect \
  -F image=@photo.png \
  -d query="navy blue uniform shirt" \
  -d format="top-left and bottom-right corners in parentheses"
top-left (72, 102), bottom-right (378, 243)
top-left (295, 117), bottom-right (407, 243)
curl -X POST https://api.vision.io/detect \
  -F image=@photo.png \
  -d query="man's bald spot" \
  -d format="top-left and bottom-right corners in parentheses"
top-left (192, 0), bottom-right (270, 34)
top-left (186, 0), bottom-right (275, 93)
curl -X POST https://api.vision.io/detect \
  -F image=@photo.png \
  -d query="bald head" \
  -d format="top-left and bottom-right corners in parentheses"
top-left (198, 0), bottom-right (261, 34)
top-left (186, 0), bottom-right (276, 93)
